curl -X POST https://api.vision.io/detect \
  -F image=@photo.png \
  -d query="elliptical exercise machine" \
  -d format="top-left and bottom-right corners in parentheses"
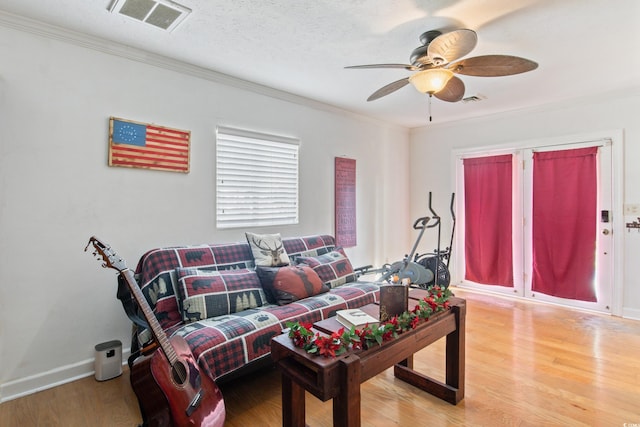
top-left (377, 192), bottom-right (456, 289)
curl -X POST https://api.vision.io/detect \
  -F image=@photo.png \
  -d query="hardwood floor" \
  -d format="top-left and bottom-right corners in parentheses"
top-left (2, 288), bottom-right (640, 426)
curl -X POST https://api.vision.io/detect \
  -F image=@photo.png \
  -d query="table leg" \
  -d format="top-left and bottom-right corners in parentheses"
top-left (445, 303), bottom-right (466, 403)
top-left (393, 302), bottom-right (466, 405)
top-left (333, 355), bottom-right (361, 427)
top-left (281, 373), bottom-right (305, 427)
top-left (397, 355), bottom-right (414, 370)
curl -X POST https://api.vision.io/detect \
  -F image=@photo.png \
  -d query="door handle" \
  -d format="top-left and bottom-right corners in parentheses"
top-left (602, 229), bottom-right (611, 235)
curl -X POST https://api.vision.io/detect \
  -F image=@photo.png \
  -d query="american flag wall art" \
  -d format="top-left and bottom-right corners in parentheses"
top-left (108, 117), bottom-right (190, 173)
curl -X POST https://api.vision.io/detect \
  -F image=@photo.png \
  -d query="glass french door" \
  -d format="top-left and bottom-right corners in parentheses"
top-left (454, 139), bottom-right (613, 313)
top-left (522, 141), bottom-right (612, 312)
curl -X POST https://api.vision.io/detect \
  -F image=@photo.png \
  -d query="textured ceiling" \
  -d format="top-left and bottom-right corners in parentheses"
top-left (1, 0), bottom-right (639, 128)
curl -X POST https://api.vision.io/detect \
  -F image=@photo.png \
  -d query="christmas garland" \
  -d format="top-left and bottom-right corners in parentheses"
top-left (286, 285), bottom-right (452, 358)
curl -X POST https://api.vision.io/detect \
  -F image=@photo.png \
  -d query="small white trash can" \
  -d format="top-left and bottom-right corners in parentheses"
top-left (94, 340), bottom-right (122, 381)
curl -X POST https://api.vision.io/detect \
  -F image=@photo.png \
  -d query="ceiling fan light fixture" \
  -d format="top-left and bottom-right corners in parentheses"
top-left (409, 69), bottom-right (454, 95)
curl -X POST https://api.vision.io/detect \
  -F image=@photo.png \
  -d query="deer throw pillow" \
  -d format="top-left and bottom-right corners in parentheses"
top-left (245, 232), bottom-right (290, 267)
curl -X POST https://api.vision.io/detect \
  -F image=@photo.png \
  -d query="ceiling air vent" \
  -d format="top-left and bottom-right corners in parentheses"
top-left (462, 94), bottom-right (487, 103)
top-left (109, 0), bottom-right (191, 32)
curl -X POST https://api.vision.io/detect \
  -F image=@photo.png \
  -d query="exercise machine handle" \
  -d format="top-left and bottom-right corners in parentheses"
top-left (429, 191), bottom-right (440, 224)
top-left (450, 193), bottom-right (456, 221)
top-left (413, 216), bottom-right (430, 230)
top-left (428, 192), bottom-right (438, 217)
top-left (426, 216), bottom-right (441, 228)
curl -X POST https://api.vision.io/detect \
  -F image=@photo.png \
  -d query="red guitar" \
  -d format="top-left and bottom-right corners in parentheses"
top-left (86, 236), bottom-right (225, 427)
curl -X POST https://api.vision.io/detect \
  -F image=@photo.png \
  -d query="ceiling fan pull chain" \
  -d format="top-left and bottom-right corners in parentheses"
top-left (429, 94), bottom-right (433, 122)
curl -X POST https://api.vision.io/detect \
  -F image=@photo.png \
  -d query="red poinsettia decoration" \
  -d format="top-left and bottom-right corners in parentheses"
top-left (286, 285), bottom-right (452, 357)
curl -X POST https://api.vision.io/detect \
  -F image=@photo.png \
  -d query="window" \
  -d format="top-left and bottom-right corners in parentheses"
top-left (216, 126), bottom-right (299, 229)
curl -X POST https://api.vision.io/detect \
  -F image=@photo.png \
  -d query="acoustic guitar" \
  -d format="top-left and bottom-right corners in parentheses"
top-left (86, 236), bottom-right (225, 427)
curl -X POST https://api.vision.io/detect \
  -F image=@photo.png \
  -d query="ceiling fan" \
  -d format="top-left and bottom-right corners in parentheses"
top-left (346, 29), bottom-right (538, 111)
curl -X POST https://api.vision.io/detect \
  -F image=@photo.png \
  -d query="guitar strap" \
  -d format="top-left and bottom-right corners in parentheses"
top-left (117, 273), bottom-right (150, 331)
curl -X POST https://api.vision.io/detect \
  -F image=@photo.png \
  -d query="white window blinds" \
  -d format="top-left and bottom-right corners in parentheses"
top-left (216, 126), bottom-right (299, 229)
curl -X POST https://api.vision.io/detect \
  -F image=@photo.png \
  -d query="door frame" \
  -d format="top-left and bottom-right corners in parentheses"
top-left (451, 129), bottom-right (624, 316)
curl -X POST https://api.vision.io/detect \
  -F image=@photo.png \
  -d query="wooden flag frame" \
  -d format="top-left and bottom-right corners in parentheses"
top-left (108, 117), bottom-right (191, 173)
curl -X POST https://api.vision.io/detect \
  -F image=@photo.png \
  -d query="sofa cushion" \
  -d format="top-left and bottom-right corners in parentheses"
top-left (171, 281), bottom-right (380, 381)
top-left (175, 267), bottom-right (268, 322)
top-left (296, 248), bottom-right (357, 288)
top-left (133, 235), bottom-right (336, 331)
top-left (245, 232), bottom-right (290, 267)
top-left (256, 265), bottom-right (329, 305)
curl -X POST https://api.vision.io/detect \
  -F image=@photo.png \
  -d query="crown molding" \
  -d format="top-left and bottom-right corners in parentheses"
top-left (411, 85), bottom-right (640, 132)
top-left (0, 10), bottom-right (403, 131)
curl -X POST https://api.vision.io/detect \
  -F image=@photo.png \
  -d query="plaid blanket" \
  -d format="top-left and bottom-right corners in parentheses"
top-left (132, 235), bottom-right (380, 380)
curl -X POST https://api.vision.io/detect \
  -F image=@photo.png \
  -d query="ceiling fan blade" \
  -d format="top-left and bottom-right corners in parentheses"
top-left (345, 63), bottom-right (417, 71)
top-left (434, 76), bottom-right (465, 102)
top-left (448, 55), bottom-right (538, 77)
top-left (367, 77), bottom-right (410, 101)
top-left (427, 29), bottom-right (478, 65)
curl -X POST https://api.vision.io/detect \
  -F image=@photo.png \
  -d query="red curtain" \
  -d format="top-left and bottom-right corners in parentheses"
top-left (532, 147), bottom-right (598, 302)
top-left (463, 155), bottom-right (514, 287)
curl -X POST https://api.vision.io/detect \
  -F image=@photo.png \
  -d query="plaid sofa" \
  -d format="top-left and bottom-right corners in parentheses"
top-left (131, 234), bottom-right (380, 382)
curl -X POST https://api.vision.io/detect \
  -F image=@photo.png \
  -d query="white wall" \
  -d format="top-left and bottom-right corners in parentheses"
top-left (0, 24), bottom-right (411, 400)
top-left (409, 89), bottom-right (640, 320)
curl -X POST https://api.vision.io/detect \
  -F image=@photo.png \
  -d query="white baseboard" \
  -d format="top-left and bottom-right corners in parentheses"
top-left (454, 286), bottom-right (640, 321)
top-left (622, 307), bottom-right (640, 321)
top-left (1, 348), bottom-right (131, 403)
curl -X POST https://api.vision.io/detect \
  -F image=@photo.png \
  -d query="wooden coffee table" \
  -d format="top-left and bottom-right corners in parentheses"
top-left (271, 289), bottom-right (466, 427)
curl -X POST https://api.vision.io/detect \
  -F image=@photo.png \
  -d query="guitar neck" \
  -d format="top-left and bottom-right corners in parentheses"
top-left (121, 268), bottom-right (178, 364)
